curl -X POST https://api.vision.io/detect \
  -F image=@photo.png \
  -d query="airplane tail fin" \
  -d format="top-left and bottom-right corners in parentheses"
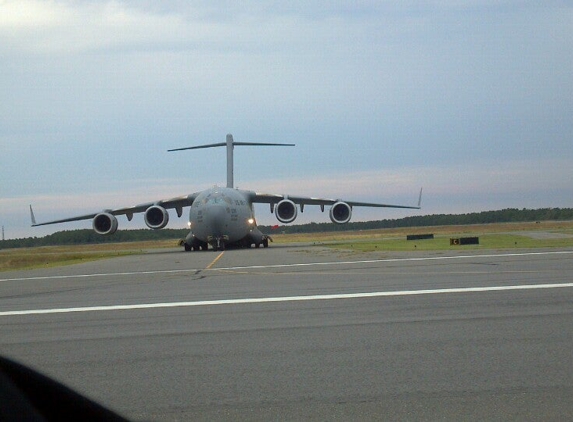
top-left (417, 187), bottom-right (423, 208)
top-left (168, 134), bottom-right (295, 188)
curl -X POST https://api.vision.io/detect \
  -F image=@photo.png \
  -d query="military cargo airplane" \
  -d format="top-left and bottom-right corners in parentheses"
top-left (31, 134), bottom-right (422, 251)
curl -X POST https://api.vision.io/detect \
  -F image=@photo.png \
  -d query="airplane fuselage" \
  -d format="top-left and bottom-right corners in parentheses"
top-left (185, 187), bottom-right (265, 251)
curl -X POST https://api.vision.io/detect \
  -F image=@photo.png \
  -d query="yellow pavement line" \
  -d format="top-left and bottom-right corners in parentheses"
top-left (205, 252), bottom-right (225, 270)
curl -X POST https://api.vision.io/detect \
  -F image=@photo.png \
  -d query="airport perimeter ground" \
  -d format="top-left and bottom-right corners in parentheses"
top-left (1, 221), bottom-right (573, 420)
top-left (3, 220), bottom-right (573, 272)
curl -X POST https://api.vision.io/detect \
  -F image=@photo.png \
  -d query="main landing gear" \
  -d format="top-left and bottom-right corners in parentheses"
top-left (181, 235), bottom-right (271, 252)
top-left (182, 237), bottom-right (208, 252)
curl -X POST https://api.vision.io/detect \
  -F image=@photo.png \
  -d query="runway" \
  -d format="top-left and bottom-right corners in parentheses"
top-left (2, 245), bottom-right (573, 420)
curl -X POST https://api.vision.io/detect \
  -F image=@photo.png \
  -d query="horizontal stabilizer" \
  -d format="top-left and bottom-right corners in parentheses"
top-left (168, 141), bottom-right (295, 152)
top-left (233, 142), bottom-right (295, 147)
top-left (167, 142), bottom-right (226, 152)
top-left (168, 134), bottom-right (295, 188)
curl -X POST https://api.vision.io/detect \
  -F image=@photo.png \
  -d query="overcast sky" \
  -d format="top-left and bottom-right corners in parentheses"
top-left (1, 1), bottom-right (572, 239)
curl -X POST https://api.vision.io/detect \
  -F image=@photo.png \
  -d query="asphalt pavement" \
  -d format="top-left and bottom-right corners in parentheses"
top-left (1, 245), bottom-right (573, 421)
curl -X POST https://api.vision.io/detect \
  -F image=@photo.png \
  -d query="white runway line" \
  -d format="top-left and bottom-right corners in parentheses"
top-left (2, 282), bottom-right (573, 317)
top-left (221, 250), bottom-right (573, 271)
top-left (2, 250), bottom-right (573, 283)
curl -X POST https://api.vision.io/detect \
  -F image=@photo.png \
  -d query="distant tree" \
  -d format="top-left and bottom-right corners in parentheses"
top-left (2, 208), bottom-right (573, 250)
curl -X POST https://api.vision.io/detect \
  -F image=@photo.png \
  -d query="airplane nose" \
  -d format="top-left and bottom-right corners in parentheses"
top-left (204, 204), bottom-right (227, 236)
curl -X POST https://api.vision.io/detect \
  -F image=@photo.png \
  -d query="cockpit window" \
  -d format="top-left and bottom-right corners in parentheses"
top-left (200, 192), bottom-right (233, 205)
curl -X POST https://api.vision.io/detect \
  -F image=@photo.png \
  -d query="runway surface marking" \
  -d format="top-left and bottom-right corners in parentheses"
top-left (2, 282), bottom-right (573, 317)
top-left (205, 252), bottom-right (225, 269)
top-left (1, 250), bottom-right (572, 283)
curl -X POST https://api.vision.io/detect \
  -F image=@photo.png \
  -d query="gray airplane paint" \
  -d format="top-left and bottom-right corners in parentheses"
top-left (31, 134), bottom-right (421, 251)
top-left (184, 187), bottom-right (266, 251)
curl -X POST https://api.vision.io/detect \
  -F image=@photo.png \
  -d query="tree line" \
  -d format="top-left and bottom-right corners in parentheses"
top-left (260, 207), bottom-right (573, 234)
top-left (2, 208), bottom-right (572, 249)
top-left (0, 228), bottom-right (188, 250)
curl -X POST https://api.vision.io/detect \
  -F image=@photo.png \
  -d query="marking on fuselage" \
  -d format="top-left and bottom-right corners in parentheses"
top-left (2, 282), bottom-right (573, 317)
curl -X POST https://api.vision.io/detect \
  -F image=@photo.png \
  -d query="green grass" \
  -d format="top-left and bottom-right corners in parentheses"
top-left (327, 233), bottom-right (573, 253)
top-left (3, 221), bottom-right (573, 272)
top-left (0, 240), bottom-right (181, 272)
top-left (0, 250), bottom-right (140, 272)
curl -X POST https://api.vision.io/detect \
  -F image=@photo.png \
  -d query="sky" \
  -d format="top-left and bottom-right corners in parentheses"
top-left (1, 1), bottom-right (572, 239)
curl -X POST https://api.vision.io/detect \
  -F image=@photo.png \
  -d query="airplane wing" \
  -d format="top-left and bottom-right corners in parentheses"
top-left (248, 188), bottom-right (423, 210)
top-left (31, 193), bottom-right (198, 227)
top-left (246, 188), bottom-right (422, 224)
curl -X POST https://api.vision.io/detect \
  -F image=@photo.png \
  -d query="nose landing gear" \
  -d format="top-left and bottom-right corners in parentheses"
top-left (208, 235), bottom-right (229, 252)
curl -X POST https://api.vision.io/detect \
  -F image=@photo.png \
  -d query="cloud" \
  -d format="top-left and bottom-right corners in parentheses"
top-left (1, 1), bottom-right (572, 239)
top-left (0, 1), bottom-right (375, 56)
top-left (0, 1), bottom-right (184, 55)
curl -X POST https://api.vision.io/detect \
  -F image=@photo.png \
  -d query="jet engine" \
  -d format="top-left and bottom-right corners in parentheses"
top-left (144, 205), bottom-right (169, 229)
top-left (93, 212), bottom-right (118, 235)
top-left (329, 201), bottom-right (352, 224)
top-left (275, 199), bottom-right (297, 224)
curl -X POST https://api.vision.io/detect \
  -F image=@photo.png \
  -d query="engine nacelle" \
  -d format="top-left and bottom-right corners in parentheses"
top-left (329, 202), bottom-right (352, 224)
top-left (93, 212), bottom-right (118, 235)
top-left (275, 199), bottom-right (298, 224)
top-left (144, 205), bottom-right (169, 229)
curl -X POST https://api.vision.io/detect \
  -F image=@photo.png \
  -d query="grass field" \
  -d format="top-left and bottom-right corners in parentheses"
top-left (0, 240), bottom-right (180, 272)
top-left (318, 221), bottom-right (573, 252)
top-left (2, 221), bottom-right (573, 272)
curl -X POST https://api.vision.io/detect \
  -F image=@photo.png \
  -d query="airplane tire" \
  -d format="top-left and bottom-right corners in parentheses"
top-left (184, 243), bottom-right (192, 252)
